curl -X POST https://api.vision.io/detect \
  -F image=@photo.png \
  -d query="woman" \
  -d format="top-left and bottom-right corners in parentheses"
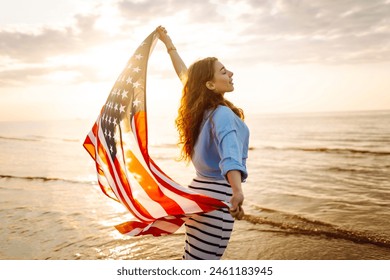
top-left (157, 26), bottom-right (249, 260)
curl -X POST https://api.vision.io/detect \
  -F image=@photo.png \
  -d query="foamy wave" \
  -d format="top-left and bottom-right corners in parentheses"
top-left (0, 174), bottom-right (95, 185)
top-left (0, 135), bottom-right (80, 143)
top-left (244, 205), bottom-right (390, 249)
top-left (149, 143), bottom-right (178, 149)
top-left (264, 146), bottom-right (390, 156)
top-left (0, 136), bottom-right (39, 142)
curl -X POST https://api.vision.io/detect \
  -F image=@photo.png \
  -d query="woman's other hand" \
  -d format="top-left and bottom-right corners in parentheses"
top-left (229, 192), bottom-right (245, 220)
top-left (227, 170), bottom-right (245, 220)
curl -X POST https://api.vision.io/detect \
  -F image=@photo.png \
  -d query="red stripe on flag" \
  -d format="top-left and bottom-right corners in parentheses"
top-left (115, 216), bottom-right (187, 236)
top-left (124, 147), bottom-right (185, 216)
top-left (83, 121), bottom-right (98, 160)
top-left (149, 160), bottom-right (228, 211)
top-left (133, 111), bottom-right (149, 162)
top-left (95, 128), bottom-right (155, 222)
top-left (132, 112), bottom-right (227, 212)
top-left (132, 111), bottom-right (228, 213)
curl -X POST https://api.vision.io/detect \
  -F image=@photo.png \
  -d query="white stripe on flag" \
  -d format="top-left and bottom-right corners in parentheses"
top-left (96, 125), bottom-right (155, 222)
top-left (150, 163), bottom-right (205, 213)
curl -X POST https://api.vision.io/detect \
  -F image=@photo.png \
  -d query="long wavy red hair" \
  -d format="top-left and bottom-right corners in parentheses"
top-left (175, 57), bottom-right (244, 162)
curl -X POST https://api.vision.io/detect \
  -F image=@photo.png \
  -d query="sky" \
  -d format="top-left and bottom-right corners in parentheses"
top-left (0, 0), bottom-right (390, 121)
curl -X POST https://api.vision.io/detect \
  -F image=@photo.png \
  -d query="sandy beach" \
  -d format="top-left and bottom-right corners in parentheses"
top-left (1, 177), bottom-right (389, 260)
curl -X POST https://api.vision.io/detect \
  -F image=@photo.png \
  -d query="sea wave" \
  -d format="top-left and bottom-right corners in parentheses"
top-left (244, 205), bottom-right (390, 249)
top-left (263, 146), bottom-right (390, 156)
top-left (0, 174), bottom-right (94, 185)
top-left (326, 166), bottom-right (385, 174)
top-left (0, 136), bottom-right (39, 142)
top-left (149, 143), bottom-right (178, 149)
top-left (0, 135), bottom-right (80, 143)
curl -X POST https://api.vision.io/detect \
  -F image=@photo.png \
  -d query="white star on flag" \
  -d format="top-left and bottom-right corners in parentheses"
top-left (133, 99), bottom-right (141, 107)
top-left (133, 81), bottom-right (141, 88)
top-left (126, 76), bottom-right (133, 84)
top-left (121, 90), bottom-right (128, 99)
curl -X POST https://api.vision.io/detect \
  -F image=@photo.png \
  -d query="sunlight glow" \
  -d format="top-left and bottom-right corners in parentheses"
top-left (0, 0), bottom-right (389, 122)
top-left (46, 70), bottom-right (81, 83)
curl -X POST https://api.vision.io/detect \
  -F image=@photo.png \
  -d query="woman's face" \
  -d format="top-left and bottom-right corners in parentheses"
top-left (208, 60), bottom-right (234, 95)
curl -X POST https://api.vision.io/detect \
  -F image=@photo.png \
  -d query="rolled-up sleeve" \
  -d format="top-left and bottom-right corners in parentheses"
top-left (213, 108), bottom-right (248, 181)
top-left (217, 129), bottom-right (248, 181)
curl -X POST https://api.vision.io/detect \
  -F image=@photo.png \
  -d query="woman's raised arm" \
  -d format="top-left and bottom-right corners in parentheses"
top-left (156, 26), bottom-right (187, 84)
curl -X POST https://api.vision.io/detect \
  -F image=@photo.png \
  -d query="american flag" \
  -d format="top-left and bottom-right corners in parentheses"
top-left (83, 30), bottom-right (228, 236)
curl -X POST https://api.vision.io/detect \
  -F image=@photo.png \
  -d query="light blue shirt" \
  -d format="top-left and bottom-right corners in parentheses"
top-left (192, 105), bottom-right (250, 181)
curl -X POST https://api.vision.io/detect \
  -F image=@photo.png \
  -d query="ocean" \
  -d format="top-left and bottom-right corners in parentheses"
top-left (0, 110), bottom-right (389, 260)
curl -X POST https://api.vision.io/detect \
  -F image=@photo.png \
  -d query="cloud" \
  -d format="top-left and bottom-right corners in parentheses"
top-left (236, 0), bottom-right (390, 64)
top-left (0, 0), bottom-right (229, 87)
top-left (1, 0), bottom-right (389, 88)
top-left (0, 64), bottom-right (104, 87)
top-left (117, 0), bottom-right (224, 23)
top-left (0, 10), bottom-right (129, 87)
top-left (0, 66), bottom-right (50, 87)
top-left (115, 0), bottom-right (390, 65)
top-left (0, 13), bottom-right (110, 63)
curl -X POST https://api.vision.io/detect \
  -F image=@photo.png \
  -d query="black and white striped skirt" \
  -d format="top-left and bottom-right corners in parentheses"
top-left (183, 177), bottom-right (234, 260)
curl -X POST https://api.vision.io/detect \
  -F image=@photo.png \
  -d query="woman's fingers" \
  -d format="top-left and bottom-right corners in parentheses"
top-left (229, 205), bottom-right (244, 220)
top-left (156, 25), bottom-right (167, 34)
top-left (236, 207), bottom-right (245, 220)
